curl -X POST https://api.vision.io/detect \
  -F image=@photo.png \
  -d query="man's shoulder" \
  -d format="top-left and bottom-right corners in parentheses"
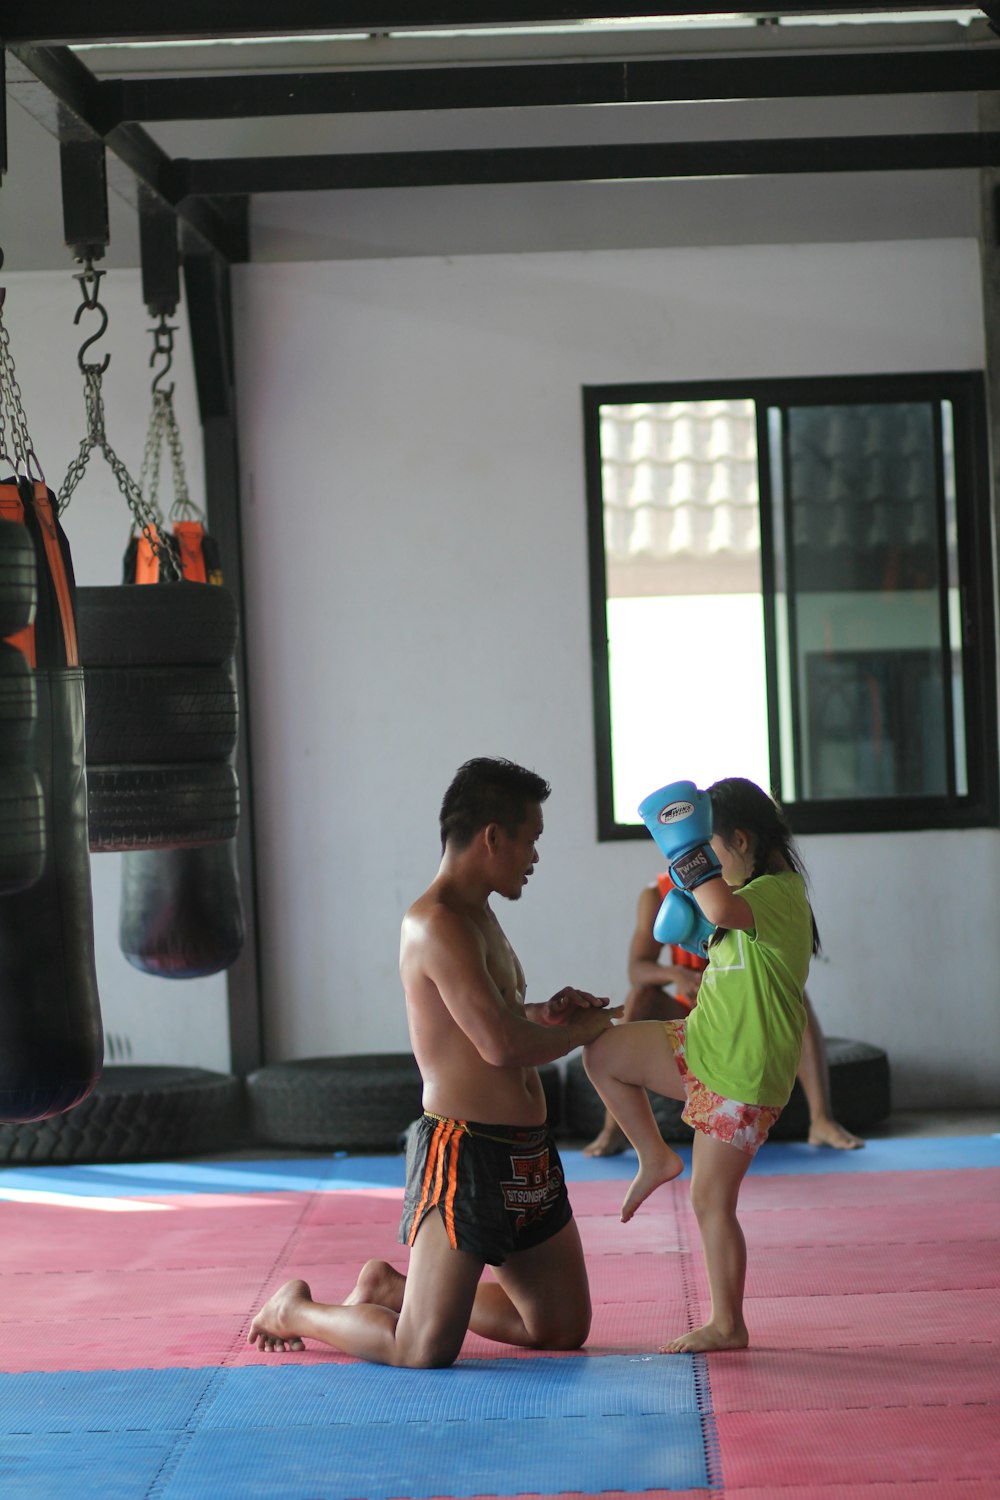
top-left (403, 886), bottom-right (484, 947)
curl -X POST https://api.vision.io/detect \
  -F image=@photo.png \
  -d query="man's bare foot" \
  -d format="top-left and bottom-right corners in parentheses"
top-left (583, 1120), bottom-right (629, 1158)
top-left (620, 1144), bottom-right (684, 1222)
top-left (247, 1278), bottom-right (311, 1353)
top-left (344, 1258), bottom-right (405, 1312)
top-left (808, 1115), bottom-right (864, 1150)
top-left (660, 1321), bottom-right (749, 1354)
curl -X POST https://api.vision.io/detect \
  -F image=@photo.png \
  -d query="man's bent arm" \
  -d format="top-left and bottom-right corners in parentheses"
top-left (418, 909), bottom-right (615, 1067)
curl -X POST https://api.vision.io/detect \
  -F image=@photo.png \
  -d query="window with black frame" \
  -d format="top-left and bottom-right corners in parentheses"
top-left (583, 374), bottom-right (997, 838)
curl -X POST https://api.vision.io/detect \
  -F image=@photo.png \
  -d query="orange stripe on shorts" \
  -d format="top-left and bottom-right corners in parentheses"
top-left (407, 1118), bottom-right (448, 1246)
top-left (443, 1127), bottom-right (463, 1249)
top-left (407, 1117), bottom-right (466, 1250)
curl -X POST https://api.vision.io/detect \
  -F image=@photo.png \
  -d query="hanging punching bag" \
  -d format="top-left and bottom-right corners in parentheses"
top-left (119, 517), bottom-right (244, 978)
top-left (0, 478), bottom-right (103, 1121)
top-left (119, 840), bottom-right (244, 978)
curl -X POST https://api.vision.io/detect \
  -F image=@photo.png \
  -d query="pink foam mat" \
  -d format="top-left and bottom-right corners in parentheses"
top-left (721, 1482), bottom-right (999, 1500)
top-left (576, 1214), bottom-right (687, 1254)
top-left (733, 1166), bottom-right (1000, 1212)
top-left (705, 1342), bottom-right (1000, 1413)
top-left (724, 1199), bottom-right (1000, 1250)
top-left (714, 1287), bottom-right (999, 1351)
top-left (1, 1312), bottom-right (247, 1372)
top-left (0, 1264), bottom-right (267, 1324)
top-left (689, 1238), bottom-right (1000, 1301)
top-left (715, 1406), bottom-right (1000, 1487)
top-left (0, 1194), bottom-right (312, 1274)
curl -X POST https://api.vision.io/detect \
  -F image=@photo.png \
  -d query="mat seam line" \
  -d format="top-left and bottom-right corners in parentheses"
top-left (676, 1190), bottom-right (725, 1494)
top-left (141, 1181), bottom-right (323, 1498)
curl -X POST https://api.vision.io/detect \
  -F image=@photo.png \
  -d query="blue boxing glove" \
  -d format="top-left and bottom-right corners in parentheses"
top-left (637, 779), bottom-right (722, 891)
top-left (653, 886), bottom-right (716, 958)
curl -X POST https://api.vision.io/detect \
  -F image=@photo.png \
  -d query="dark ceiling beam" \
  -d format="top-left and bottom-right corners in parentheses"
top-left (0, 2), bottom-right (981, 46)
top-left (7, 47), bottom-right (248, 263)
top-left (114, 48), bottom-right (1000, 124)
top-left (174, 131), bottom-right (1000, 195)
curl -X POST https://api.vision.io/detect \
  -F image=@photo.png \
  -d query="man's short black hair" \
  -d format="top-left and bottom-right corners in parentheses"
top-left (439, 757), bottom-right (550, 852)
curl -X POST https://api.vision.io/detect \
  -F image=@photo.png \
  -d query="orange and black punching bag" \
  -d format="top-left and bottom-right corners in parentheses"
top-left (0, 478), bottom-right (103, 1121)
top-left (119, 519), bottom-right (244, 979)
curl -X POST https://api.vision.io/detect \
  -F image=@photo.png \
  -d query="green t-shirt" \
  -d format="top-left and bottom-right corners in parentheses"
top-left (684, 870), bottom-right (812, 1107)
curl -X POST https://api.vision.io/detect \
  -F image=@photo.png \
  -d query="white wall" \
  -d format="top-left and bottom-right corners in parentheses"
top-left (2, 242), bottom-right (997, 1106)
top-left (233, 239), bottom-right (1000, 1108)
top-left (1, 270), bottom-right (231, 1072)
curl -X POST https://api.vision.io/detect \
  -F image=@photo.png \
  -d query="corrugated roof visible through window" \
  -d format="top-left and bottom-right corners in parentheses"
top-left (600, 399), bottom-right (761, 598)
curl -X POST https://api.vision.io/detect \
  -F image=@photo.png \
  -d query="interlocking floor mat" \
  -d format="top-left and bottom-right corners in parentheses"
top-left (1, 1133), bottom-right (997, 1498)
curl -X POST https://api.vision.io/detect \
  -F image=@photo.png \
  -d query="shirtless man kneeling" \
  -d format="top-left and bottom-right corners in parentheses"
top-left (248, 756), bottom-right (619, 1368)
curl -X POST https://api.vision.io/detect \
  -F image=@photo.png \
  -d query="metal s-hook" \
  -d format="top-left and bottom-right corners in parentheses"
top-left (73, 261), bottom-right (110, 374)
top-left (149, 313), bottom-right (176, 397)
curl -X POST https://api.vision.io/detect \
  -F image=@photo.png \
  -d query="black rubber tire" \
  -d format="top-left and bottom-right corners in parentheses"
top-left (76, 583), bottom-right (239, 667)
top-left (564, 1051), bottom-right (692, 1143)
top-left (0, 518), bottom-right (37, 638)
top-left (0, 1065), bottom-right (245, 1163)
top-left (0, 764), bottom-right (45, 893)
top-left (0, 643), bottom-right (36, 759)
top-left (247, 1054), bottom-right (425, 1152)
top-left (768, 1036), bottom-right (892, 1139)
top-left (84, 664), bottom-right (238, 764)
top-left (87, 762), bottom-right (240, 851)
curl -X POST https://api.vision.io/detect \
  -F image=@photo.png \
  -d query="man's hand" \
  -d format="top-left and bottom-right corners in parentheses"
top-left (530, 987), bottom-right (612, 1026)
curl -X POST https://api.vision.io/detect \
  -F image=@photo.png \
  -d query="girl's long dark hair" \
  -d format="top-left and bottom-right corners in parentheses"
top-left (708, 776), bottom-right (821, 955)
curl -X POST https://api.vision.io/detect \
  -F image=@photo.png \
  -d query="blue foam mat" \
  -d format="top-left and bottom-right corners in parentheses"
top-left (0, 1357), bottom-right (700, 1434)
top-left (170, 1413), bottom-right (710, 1499)
top-left (0, 1134), bottom-right (996, 1199)
top-left (0, 1433), bottom-right (177, 1500)
top-left (0, 1369), bottom-right (217, 1435)
top-left (206, 1356), bottom-right (701, 1426)
top-left (0, 1362), bottom-right (712, 1498)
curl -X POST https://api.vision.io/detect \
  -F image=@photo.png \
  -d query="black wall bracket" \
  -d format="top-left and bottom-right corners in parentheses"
top-left (59, 135), bottom-right (109, 263)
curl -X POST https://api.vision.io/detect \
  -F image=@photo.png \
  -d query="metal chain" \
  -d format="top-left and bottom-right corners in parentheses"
top-left (140, 387), bottom-right (200, 522)
top-left (0, 300), bottom-right (45, 483)
top-left (163, 397), bottom-right (198, 521)
top-left (60, 367), bottom-right (180, 580)
top-left (139, 389), bottom-right (167, 507)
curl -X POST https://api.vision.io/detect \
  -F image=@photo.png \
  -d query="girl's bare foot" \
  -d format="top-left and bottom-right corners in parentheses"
top-left (661, 1320), bottom-right (749, 1354)
top-left (583, 1121), bottom-right (628, 1158)
top-left (345, 1258), bottom-right (405, 1312)
top-left (247, 1278), bottom-right (312, 1352)
top-left (808, 1115), bottom-right (864, 1149)
top-left (620, 1144), bottom-right (684, 1222)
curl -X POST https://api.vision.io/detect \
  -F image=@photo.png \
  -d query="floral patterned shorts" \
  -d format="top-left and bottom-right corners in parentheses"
top-left (663, 1018), bottom-right (782, 1158)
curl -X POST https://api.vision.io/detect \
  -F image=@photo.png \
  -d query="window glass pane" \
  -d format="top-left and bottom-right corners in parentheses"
top-left (600, 399), bottom-right (770, 823)
top-left (773, 400), bottom-right (961, 800)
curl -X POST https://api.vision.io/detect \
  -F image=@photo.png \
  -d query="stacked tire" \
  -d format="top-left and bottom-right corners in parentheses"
top-left (0, 518), bottom-right (44, 895)
top-left (77, 582), bottom-right (240, 851)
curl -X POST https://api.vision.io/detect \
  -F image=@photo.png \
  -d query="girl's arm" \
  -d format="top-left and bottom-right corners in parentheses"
top-left (690, 875), bottom-right (754, 932)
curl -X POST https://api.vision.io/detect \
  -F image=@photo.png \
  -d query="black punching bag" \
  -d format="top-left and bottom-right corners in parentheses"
top-left (120, 839), bottom-right (244, 978)
top-left (0, 478), bottom-right (103, 1121)
top-left (118, 518), bottom-right (244, 979)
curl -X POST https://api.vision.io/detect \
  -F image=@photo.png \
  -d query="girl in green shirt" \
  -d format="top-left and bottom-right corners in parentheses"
top-left (583, 776), bottom-right (820, 1354)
